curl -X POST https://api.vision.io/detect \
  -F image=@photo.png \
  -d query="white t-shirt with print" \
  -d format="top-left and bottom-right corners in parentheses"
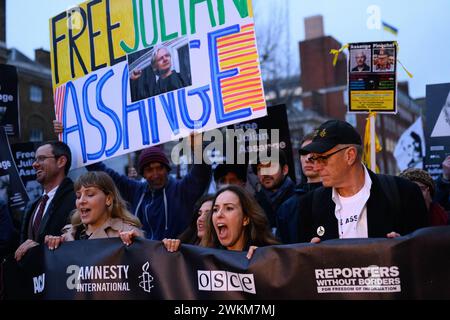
top-left (332, 166), bottom-right (372, 239)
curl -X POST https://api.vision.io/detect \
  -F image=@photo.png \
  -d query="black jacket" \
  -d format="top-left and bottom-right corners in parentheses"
top-left (20, 177), bottom-right (76, 243)
top-left (435, 176), bottom-right (450, 212)
top-left (276, 182), bottom-right (322, 243)
top-left (297, 170), bottom-right (429, 242)
top-left (255, 177), bottom-right (295, 229)
top-left (0, 203), bottom-right (18, 259)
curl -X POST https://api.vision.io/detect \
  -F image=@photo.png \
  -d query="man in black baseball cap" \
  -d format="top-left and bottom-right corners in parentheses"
top-left (298, 120), bottom-right (363, 189)
top-left (299, 120), bottom-right (362, 155)
top-left (295, 119), bottom-right (428, 244)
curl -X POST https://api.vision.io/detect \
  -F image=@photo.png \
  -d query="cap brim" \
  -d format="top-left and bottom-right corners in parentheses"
top-left (299, 141), bottom-right (337, 155)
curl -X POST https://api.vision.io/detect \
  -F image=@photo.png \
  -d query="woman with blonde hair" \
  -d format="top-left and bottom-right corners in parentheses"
top-left (45, 171), bottom-right (143, 249)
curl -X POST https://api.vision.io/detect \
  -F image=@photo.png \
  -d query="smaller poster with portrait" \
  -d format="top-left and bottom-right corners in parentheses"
top-left (348, 41), bottom-right (397, 113)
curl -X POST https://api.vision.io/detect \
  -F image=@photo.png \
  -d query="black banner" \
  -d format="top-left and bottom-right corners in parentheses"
top-left (0, 127), bottom-right (29, 208)
top-left (230, 104), bottom-right (296, 182)
top-left (2, 226), bottom-right (450, 300)
top-left (0, 64), bottom-right (19, 136)
top-left (424, 83), bottom-right (450, 180)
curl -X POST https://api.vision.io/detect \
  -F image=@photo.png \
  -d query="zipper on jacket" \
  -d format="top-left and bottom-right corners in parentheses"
top-left (163, 188), bottom-right (168, 231)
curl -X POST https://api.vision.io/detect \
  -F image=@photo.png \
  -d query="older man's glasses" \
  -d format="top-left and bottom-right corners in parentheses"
top-left (308, 146), bottom-right (351, 165)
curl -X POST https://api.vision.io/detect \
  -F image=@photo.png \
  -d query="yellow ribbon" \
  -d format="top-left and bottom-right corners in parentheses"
top-left (394, 41), bottom-right (399, 52)
top-left (363, 112), bottom-right (382, 172)
top-left (394, 42), bottom-right (413, 78)
top-left (397, 59), bottom-right (413, 78)
top-left (329, 44), bottom-right (349, 66)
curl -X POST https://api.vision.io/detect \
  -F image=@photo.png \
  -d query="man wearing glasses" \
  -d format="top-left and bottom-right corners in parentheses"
top-left (296, 120), bottom-right (428, 243)
top-left (14, 141), bottom-right (76, 261)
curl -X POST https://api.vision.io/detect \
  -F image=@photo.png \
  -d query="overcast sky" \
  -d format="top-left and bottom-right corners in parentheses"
top-left (6, 0), bottom-right (450, 99)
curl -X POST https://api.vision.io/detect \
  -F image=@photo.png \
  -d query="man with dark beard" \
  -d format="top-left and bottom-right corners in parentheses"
top-left (253, 149), bottom-right (295, 235)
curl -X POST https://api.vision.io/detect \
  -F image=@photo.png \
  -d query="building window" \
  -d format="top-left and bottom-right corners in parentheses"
top-left (386, 138), bottom-right (396, 153)
top-left (386, 159), bottom-right (394, 175)
top-left (345, 113), bottom-right (357, 127)
top-left (378, 159), bottom-right (385, 173)
top-left (293, 99), bottom-right (303, 111)
top-left (29, 128), bottom-right (43, 142)
top-left (343, 89), bottom-right (349, 107)
top-left (265, 90), bottom-right (276, 100)
top-left (30, 85), bottom-right (43, 103)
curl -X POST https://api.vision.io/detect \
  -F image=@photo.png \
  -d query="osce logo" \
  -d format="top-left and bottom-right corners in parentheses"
top-left (197, 270), bottom-right (256, 294)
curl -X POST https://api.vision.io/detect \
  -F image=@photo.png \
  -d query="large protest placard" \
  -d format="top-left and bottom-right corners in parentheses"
top-left (348, 42), bottom-right (397, 113)
top-left (50, 0), bottom-right (267, 169)
top-left (424, 83), bottom-right (450, 180)
top-left (0, 127), bottom-right (29, 208)
top-left (3, 226), bottom-right (450, 300)
top-left (0, 64), bottom-right (19, 136)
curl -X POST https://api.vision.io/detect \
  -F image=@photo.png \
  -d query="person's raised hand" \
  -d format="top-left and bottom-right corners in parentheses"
top-left (442, 156), bottom-right (450, 180)
top-left (53, 120), bottom-right (63, 135)
top-left (128, 167), bottom-right (138, 179)
top-left (130, 69), bottom-right (143, 81)
top-left (190, 131), bottom-right (204, 163)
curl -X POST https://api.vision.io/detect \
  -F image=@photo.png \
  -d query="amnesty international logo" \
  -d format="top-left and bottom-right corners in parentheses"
top-left (139, 262), bottom-right (154, 293)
